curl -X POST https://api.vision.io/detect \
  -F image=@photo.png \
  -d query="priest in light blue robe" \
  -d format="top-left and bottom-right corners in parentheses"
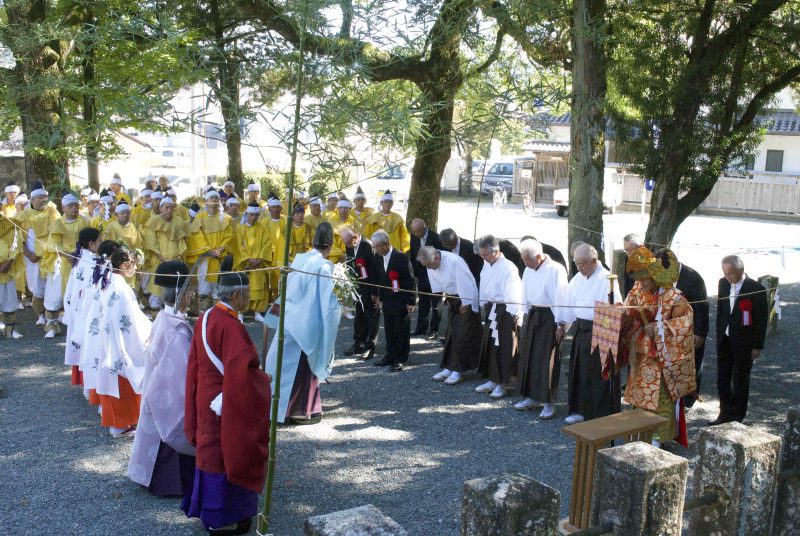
top-left (265, 222), bottom-right (341, 424)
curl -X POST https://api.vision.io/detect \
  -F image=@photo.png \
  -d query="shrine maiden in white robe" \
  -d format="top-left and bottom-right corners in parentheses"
top-left (63, 249), bottom-right (96, 368)
top-left (265, 249), bottom-right (341, 422)
top-left (128, 308), bottom-right (195, 487)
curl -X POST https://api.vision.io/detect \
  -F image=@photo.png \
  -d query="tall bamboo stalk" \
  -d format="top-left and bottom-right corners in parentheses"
top-left (257, 2), bottom-right (308, 533)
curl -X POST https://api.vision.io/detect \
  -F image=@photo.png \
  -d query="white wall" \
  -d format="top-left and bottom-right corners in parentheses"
top-left (753, 134), bottom-right (800, 174)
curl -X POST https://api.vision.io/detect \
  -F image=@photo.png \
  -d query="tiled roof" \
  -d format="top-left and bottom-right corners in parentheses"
top-left (764, 109), bottom-right (800, 135)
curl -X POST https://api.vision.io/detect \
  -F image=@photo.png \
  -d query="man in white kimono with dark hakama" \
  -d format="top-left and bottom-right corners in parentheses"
top-left (417, 247), bottom-right (481, 386)
top-left (128, 261), bottom-right (196, 496)
top-left (265, 222), bottom-right (341, 425)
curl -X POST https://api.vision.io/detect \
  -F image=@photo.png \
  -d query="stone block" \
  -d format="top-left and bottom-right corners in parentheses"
top-left (303, 504), bottom-right (407, 536)
top-left (691, 421), bottom-right (782, 536)
top-left (775, 405), bottom-right (800, 535)
top-left (461, 473), bottom-right (560, 536)
top-left (590, 441), bottom-right (688, 535)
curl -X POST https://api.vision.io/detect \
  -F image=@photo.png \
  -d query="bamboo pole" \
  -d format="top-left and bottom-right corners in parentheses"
top-left (257, 1), bottom-right (308, 533)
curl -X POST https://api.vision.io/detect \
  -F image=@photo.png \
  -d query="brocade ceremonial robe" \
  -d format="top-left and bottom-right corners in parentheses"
top-left (129, 309), bottom-right (195, 488)
top-left (363, 211), bottom-right (410, 252)
top-left (265, 249), bottom-right (341, 422)
top-left (185, 302), bottom-right (271, 493)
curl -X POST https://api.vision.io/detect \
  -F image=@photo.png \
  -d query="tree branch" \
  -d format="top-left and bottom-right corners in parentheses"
top-left (731, 63), bottom-right (800, 138)
top-left (466, 29), bottom-right (505, 78)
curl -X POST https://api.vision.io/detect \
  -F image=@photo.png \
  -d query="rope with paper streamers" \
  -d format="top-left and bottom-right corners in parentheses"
top-left (0, 212), bottom-right (785, 311)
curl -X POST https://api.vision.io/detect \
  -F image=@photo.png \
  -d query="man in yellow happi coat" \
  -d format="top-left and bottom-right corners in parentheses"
top-left (246, 181), bottom-right (268, 210)
top-left (234, 202), bottom-right (273, 319)
top-left (0, 213), bottom-right (23, 339)
top-left (81, 191), bottom-right (100, 220)
top-left (19, 187), bottom-right (60, 330)
top-left (352, 186), bottom-right (374, 228)
top-left (621, 246), bottom-right (696, 447)
top-left (327, 198), bottom-right (357, 263)
top-left (288, 203), bottom-right (314, 262)
top-left (41, 193), bottom-right (91, 337)
top-left (324, 193), bottom-right (339, 219)
top-left (225, 197), bottom-right (241, 235)
top-left (11, 194), bottom-right (28, 301)
top-left (281, 188), bottom-right (300, 216)
top-left (104, 202), bottom-right (144, 290)
top-left (305, 197), bottom-right (328, 230)
top-left (2, 183), bottom-right (20, 218)
top-left (260, 196), bottom-right (287, 301)
top-left (143, 196), bottom-right (188, 311)
top-left (90, 192), bottom-right (117, 235)
top-left (166, 188), bottom-right (190, 221)
top-left (131, 189), bottom-right (153, 229)
top-left (363, 190), bottom-right (410, 252)
top-left (188, 188), bottom-right (234, 311)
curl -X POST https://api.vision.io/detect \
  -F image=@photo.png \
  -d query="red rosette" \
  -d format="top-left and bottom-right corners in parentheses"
top-left (388, 270), bottom-right (399, 292)
top-left (739, 299), bottom-right (752, 312)
top-left (355, 258), bottom-right (367, 279)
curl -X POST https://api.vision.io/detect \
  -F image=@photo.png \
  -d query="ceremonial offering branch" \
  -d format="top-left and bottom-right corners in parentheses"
top-left (258, 1), bottom-right (307, 533)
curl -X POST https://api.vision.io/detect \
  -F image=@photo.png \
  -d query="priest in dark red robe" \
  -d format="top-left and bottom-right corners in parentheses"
top-left (183, 258), bottom-right (271, 535)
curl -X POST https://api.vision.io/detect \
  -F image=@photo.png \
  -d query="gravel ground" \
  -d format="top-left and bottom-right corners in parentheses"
top-left (1, 203), bottom-right (798, 535)
top-left (1, 284), bottom-right (798, 535)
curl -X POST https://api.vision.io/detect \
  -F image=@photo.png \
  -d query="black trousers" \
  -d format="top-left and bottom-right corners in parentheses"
top-left (717, 335), bottom-right (753, 422)
top-left (682, 341), bottom-right (706, 406)
top-left (568, 320), bottom-right (620, 420)
top-left (384, 306), bottom-right (411, 364)
top-left (353, 294), bottom-right (380, 350)
top-left (415, 290), bottom-right (442, 334)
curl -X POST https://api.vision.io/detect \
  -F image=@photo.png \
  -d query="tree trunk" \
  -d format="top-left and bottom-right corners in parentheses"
top-left (405, 85), bottom-right (456, 231)
top-left (568, 0), bottom-right (607, 272)
top-left (7, 1), bottom-right (69, 189)
top-left (83, 13), bottom-right (100, 192)
top-left (210, 0), bottom-right (244, 192)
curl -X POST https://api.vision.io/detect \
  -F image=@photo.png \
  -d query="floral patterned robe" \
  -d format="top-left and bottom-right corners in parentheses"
top-left (622, 283), bottom-right (696, 412)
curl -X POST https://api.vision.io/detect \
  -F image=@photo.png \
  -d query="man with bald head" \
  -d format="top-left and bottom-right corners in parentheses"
top-left (409, 218), bottom-right (443, 337)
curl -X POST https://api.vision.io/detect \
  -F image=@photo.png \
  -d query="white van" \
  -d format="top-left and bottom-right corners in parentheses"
top-left (553, 169), bottom-right (624, 217)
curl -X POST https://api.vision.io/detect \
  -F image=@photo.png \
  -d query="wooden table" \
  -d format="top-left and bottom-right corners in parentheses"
top-left (560, 409), bottom-right (668, 533)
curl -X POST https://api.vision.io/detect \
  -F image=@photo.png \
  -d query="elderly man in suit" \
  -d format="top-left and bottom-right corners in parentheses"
top-left (709, 254), bottom-right (768, 425)
top-left (409, 218), bottom-right (443, 337)
top-left (372, 230), bottom-right (417, 372)
top-left (340, 227), bottom-right (380, 359)
top-left (440, 228), bottom-right (482, 286)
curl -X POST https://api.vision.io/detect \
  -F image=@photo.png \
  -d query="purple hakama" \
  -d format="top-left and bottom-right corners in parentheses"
top-left (286, 353), bottom-right (322, 419)
top-left (181, 468), bottom-right (259, 529)
top-left (147, 441), bottom-right (196, 497)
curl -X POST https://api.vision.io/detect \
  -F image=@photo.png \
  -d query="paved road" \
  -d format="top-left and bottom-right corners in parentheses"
top-left (1, 202), bottom-right (797, 535)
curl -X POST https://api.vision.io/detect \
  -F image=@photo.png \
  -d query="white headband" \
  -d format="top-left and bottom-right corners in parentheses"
top-left (226, 197), bottom-right (240, 206)
top-left (31, 188), bottom-right (48, 198)
top-left (115, 203), bottom-right (131, 214)
top-left (381, 192), bottom-right (394, 202)
top-left (15, 194), bottom-right (28, 204)
top-left (87, 193), bottom-right (100, 202)
top-left (337, 199), bottom-right (352, 208)
top-left (223, 181), bottom-right (235, 189)
top-left (327, 194), bottom-right (338, 201)
top-left (80, 187), bottom-right (92, 196)
top-left (246, 183), bottom-right (260, 192)
top-left (353, 191), bottom-right (366, 200)
top-left (188, 207), bottom-right (198, 217)
top-left (267, 198), bottom-right (281, 207)
top-left (5, 185), bottom-right (20, 194)
top-left (204, 190), bottom-right (220, 200)
top-left (61, 194), bottom-right (80, 207)
top-left (159, 197), bottom-right (175, 206)
top-left (139, 189), bottom-right (153, 197)
top-left (100, 195), bottom-right (115, 204)
top-left (246, 206), bottom-right (261, 214)
top-left (310, 197), bottom-right (323, 207)
top-left (151, 191), bottom-right (164, 200)
top-left (110, 177), bottom-right (123, 186)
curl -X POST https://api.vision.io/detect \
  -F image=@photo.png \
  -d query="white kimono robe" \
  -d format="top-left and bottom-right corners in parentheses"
top-left (63, 249), bottom-right (97, 367)
top-left (265, 249), bottom-right (341, 422)
top-left (128, 309), bottom-right (195, 487)
top-left (92, 273), bottom-right (151, 397)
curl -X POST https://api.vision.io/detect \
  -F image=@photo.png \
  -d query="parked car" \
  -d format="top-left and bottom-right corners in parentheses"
top-left (478, 161), bottom-right (515, 195)
top-left (374, 164), bottom-right (410, 206)
top-left (553, 171), bottom-right (624, 217)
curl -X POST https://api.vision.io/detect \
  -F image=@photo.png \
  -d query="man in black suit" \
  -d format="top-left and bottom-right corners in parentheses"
top-left (409, 218), bottom-right (443, 337)
top-left (709, 255), bottom-right (768, 425)
top-left (340, 227), bottom-right (380, 359)
top-left (655, 249), bottom-right (709, 408)
top-left (371, 229), bottom-right (417, 372)
top-left (440, 228), bottom-right (482, 286)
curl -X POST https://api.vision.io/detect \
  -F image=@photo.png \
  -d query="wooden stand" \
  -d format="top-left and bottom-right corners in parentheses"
top-left (560, 409), bottom-right (668, 534)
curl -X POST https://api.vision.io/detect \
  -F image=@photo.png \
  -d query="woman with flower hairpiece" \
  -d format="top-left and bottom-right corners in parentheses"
top-left (622, 246), bottom-right (696, 447)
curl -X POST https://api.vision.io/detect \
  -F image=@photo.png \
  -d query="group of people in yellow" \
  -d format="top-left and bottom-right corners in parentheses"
top-left (0, 176), bottom-right (411, 338)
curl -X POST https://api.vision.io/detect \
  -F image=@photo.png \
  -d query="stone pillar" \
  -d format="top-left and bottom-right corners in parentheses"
top-left (461, 473), bottom-right (560, 536)
top-left (590, 442), bottom-right (688, 535)
top-left (757, 275), bottom-right (779, 335)
top-left (303, 504), bottom-right (407, 536)
top-left (775, 405), bottom-right (800, 535)
top-left (691, 421), bottom-right (782, 535)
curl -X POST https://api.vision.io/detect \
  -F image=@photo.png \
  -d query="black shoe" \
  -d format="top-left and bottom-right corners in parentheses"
top-left (390, 363), bottom-right (405, 372)
top-left (361, 348), bottom-right (375, 361)
top-left (707, 417), bottom-right (729, 427)
top-left (427, 331), bottom-right (439, 340)
top-left (344, 344), bottom-right (366, 357)
top-left (374, 359), bottom-right (392, 367)
top-left (289, 413), bottom-right (323, 426)
top-left (343, 345), bottom-right (356, 356)
top-left (207, 518), bottom-right (252, 535)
